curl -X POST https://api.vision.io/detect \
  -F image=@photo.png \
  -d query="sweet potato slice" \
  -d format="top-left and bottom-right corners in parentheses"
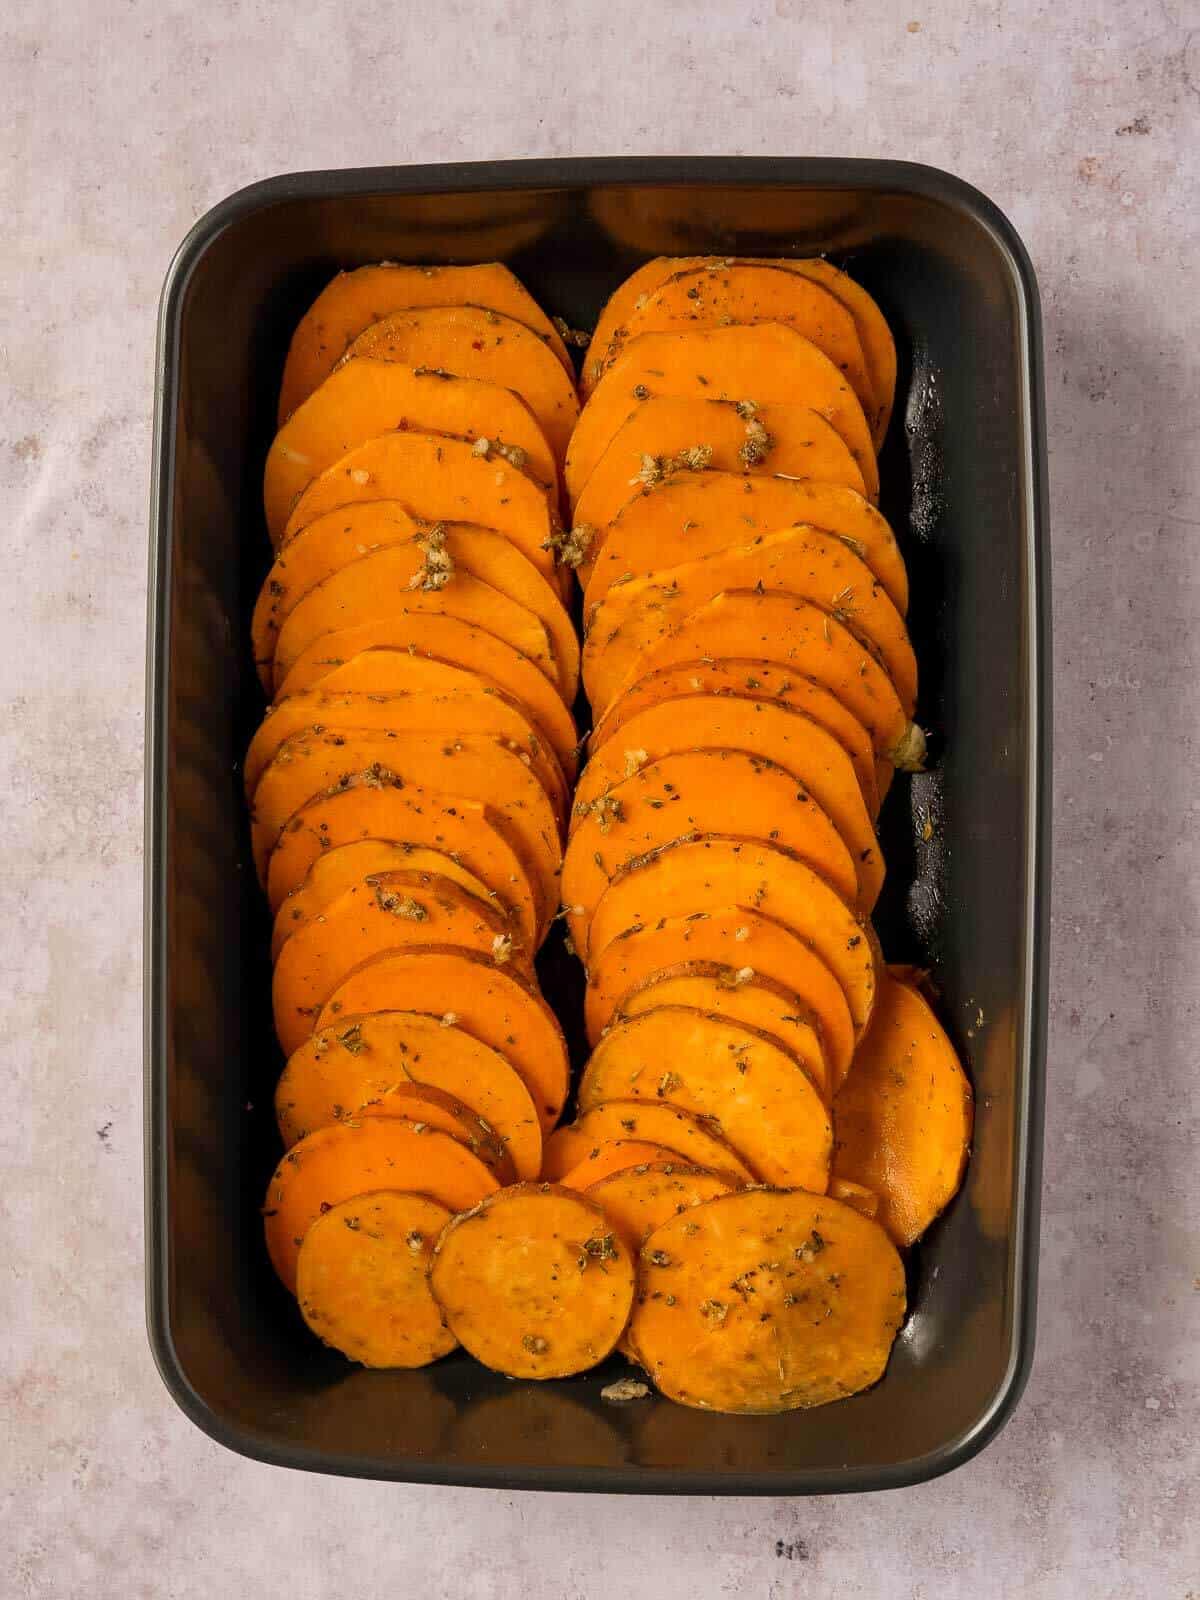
top-left (250, 731), bottom-right (562, 931)
top-left (580, 1007), bottom-right (832, 1190)
top-left (582, 472), bottom-right (906, 616)
top-left (585, 1161), bottom-right (737, 1253)
top-left (271, 536), bottom-right (575, 703)
top-left (276, 1011), bottom-right (543, 1180)
top-left (343, 308), bottom-right (580, 462)
top-left (265, 360), bottom-right (556, 541)
top-left (573, 397), bottom-right (865, 532)
top-left (318, 947), bottom-right (570, 1131)
top-left (629, 1188), bottom-right (906, 1412)
top-left (563, 749), bottom-right (862, 943)
top-left (264, 771), bottom-right (539, 951)
top-left (614, 965), bottom-right (829, 1103)
top-left (271, 839), bottom-right (494, 960)
top-left (277, 636), bottom-right (577, 780)
top-left (581, 256), bottom-right (895, 446)
top-left (541, 1101), bottom-right (755, 1185)
top-left (277, 644), bottom-right (576, 783)
top-left (278, 261), bottom-right (573, 422)
top-left (584, 908), bottom-right (856, 1087)
top-left (571, 699), bottom-right (883, 912)
top-left (567, 327), bottom-right (878, 506)
top-left (595, 264), bottom-right (874, 427)
top-left (259, 515), bottom-right (579, 704)
top-left (588, 838), bottom-right (878, 1038)
top-left (429, 1184), bottom-right (635, 1379)
top-left (592, 659), bottom-right (879, 817)
top-left (245, 689), bottom-right (568, 830)
top-left (360, 1087), bottom-right (512, 1180)
top-left (276, 600), bottom-right (555, 705)
top-left (584, 527), bottom-right (917, 720)
top-left (263, 1116), bottom-right (499, 1293)
top-left (559, 1140), bottom-right (685, 1190)
top-left (296, 1190), bottom-right (458, 1368)
top-left (280, 433), bottom-right (564, 602)
top-left (272, 869), bottom-right (523, 1056)
top-left (833, 971), bottom-right (973, 1245)
top-left (613, 590), bottom-right (920, 754)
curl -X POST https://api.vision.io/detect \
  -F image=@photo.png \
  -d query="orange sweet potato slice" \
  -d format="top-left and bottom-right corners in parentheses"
top-left (571, 699), bottom-right (883, 912)
top-left (278, 261), bottom-right (572, 422)
top-left (271, 839), bottom-right (494, 960)
top-left (567, 327), bottom-right (878, 506)
top-left (541, 1101), bottom-right (755, 1185)
top-left (264, 771), bottom-right (540, 951)
top-left (573, 397), bottom-right (864, 532)
top-left (343, 307), bottom-right (580, 463)
top-left (594, 263), bottom-right (874, 427)
top-left (563, 749), bottom-right (862, 943)
top-left (360, 1087), bottom-right (512, 1181)
top-left (250, 731), bottom-right (562, 931)
top-left (259, 515), bottom-right (579, 704)
top-left (270, 533), bottom-right (576, 703)
top-left (614, 964), bottom-right (830, 1104)
top-left (274, 590), bottom-right (556, 703)
top-left (592, 659), bottom-right (879, 817)
top-left (263, 1116), bottom-right (499, 1293)
top-left (255, 502), bottom-right (416, 682)
top-left (559, 1140), bottom-right (685, 1190)
top-left (276, 1010), bottom-right (543, 1181)
top-left (276, 644), bottom-right (576, 783)
top-left (629, 1188), bottom-right (906, 1412)
top-left (265, 360), bottom-right (556, 541)
top-left (277, 636), bottom-right (577, 780)
top-left (584, 907), bottom-right (856, 1088)
top-left (297, 1190), bottom-right (458, 1368)
top-left (318, 947), bottom-right (569, 1132)
top-left (272, 869), bottom-right (524, 1056)
top-left (588, 837), bottom-right (878, 1038)
top-left (612, 589), bottom-right (920, 752)
top-left (429, 1184), bottom-right (635, 1379)
top-left (280, 433), bottom-right (564, 602)
top-left (833, 971), bottom-right (974, 1245)
top-left (584, 1161), bottom-right (737, 1254)
top-left (581, 256), bottom-right (895, 446)
top-left (244, 689), bottom-right (568, 828)
top-left (582, 472), bottom-right (906, 615)
top-left (584, 527), bottom-right (917, 719)
top-left (579, 1007), bottom-right (832, 1190)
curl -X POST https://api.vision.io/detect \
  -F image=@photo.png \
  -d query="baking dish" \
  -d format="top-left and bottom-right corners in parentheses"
top-left (146, 157), bottom-right (1049, 1492)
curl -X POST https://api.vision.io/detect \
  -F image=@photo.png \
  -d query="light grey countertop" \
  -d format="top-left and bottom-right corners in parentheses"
top-left (2, 1), bottom-right (1196, 1595)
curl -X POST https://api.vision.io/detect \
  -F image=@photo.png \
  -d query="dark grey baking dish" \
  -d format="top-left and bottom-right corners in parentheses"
top-left (145, 157), bottom-right (1050, 1492)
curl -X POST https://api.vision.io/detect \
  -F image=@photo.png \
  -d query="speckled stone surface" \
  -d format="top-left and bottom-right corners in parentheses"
top-left (2, 1), bottom-right (1197, 1594)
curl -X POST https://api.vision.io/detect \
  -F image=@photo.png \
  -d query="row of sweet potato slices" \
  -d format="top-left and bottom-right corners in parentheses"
top-left (533, 256), bottom-right (973, 1409)
top-left (251, 265), bottom-right (592, 1365)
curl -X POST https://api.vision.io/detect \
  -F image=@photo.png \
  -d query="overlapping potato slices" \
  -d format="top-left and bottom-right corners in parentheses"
top-left (251, 254), bottom-right (970, 1413)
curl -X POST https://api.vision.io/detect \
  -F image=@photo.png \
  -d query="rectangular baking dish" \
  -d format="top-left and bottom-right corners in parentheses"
top-left (146, 158), bottom-right (1049, 1493)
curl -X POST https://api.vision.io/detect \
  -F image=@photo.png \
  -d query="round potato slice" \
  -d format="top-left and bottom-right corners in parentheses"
top-left (559, 1140), bottom-right (684, 1191)
top-left (264, 1117), bottom-right (499, 1293)
top-left (277, 261), bottom-right (573, 422)
top-left (297, 1191), bottom-right (458, 1369)
top-left (580, 1007), bottom-right (832, 1191)
top-left (429, 1184), bottom-right (635, 1379)
top-left (276, 1010), bottom-right (543, 1181)
top-left (630, 1188), bottom-right (906, 1412)
top-left (319, 947), bottom-right (570, 1132)
top-left (585, 1161), bottom-right (737, 1253)
top-left (541, 1100), bottom-right (755, 1185)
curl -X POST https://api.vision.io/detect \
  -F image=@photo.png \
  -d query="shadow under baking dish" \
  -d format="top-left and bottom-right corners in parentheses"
top-left (146, 157), bottom-right (1050, 1493)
